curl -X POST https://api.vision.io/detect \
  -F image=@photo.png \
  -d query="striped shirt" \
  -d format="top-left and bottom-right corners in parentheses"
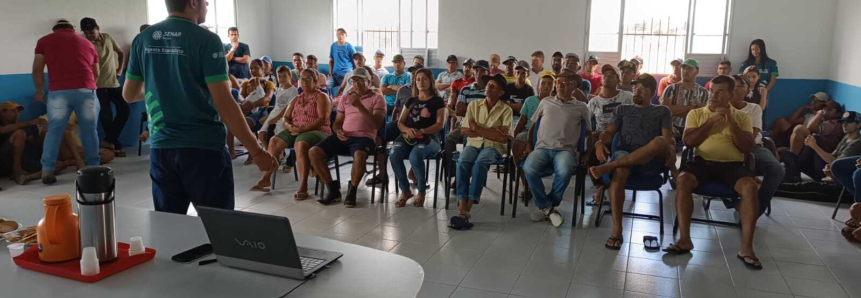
top-left (291, 91), bottom-right (332, 135)
top-left (458, 83), bottom-right (486, 105)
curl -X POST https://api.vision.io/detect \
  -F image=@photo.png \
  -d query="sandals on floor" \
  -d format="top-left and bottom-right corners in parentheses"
top-left (643, 236), bottom-right (660, 251)
top-left (413, 193), bottom-right (426, 207)
top-left (663, 243), bottom-right (692, 255)
top-left (736, 254), bottom-right (763, 270)
top-left (605, 236), bottom-right (624, 250)
top-left (448, 216), bottom-right (473, 230)
top-left (114, 150), bottom-right (127, 157)
top-left (586, 198), bottom-right (610, 206)
top-left (293, 192), bottom-right (309, 201)
top-left (395, 193), bottom-right (413, 208)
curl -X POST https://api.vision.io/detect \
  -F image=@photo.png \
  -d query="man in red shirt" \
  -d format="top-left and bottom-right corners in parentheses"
top-left (657, 59), bottom-right (683, 97)
top-left (32, 19), bottom-right (101, 184)
top-left (580, 55), bottom-right (602, 97)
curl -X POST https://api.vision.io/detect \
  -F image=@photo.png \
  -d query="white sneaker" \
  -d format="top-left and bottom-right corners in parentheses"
top-left (548, 209), bottom-right (564, 227)
top-left (530, 209), bottom-right (548, 222)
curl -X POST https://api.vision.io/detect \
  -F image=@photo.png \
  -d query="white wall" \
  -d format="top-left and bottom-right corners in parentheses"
top-left (726, 0), bottom-right (836, 79)
top-left (0, 0), bottom-right (147, 74)
top-left (270, 0), bottom-right (332, 63)
top-left (829, 0), bottom-right (861, 86)
top-left (236, 0), bottom-right (272, 60)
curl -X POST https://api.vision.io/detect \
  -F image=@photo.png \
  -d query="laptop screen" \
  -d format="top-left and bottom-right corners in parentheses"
top-left (197, 207), bottom-right (302, 269)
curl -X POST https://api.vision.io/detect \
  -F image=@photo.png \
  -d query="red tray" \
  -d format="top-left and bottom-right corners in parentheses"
top-left (13, 242), bottom-right (156, 283)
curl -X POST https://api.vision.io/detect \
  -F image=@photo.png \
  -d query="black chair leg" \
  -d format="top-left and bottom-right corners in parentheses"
top-left (371, 153), bottom-right (377, 204)
top-left (832, 187), bottom-right (847, 220)
top-left (658, 190), bottom-right (665, 237)
top-left (500, 161), bottom-right (509, 216)
top-left (335, 156), bottom-right (341, 182)
top-left (433, 158), bottom-right (440, 209)
top-left (512, 169), bottom-right (519, 219)
top-left (595, 187), bottom-right (606, 227)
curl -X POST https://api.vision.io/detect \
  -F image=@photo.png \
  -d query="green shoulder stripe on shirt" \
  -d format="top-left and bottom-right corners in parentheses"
top-left (126, 72), bottom-right (144, 81)
top-left (205, 74), bottom-right (229, 83)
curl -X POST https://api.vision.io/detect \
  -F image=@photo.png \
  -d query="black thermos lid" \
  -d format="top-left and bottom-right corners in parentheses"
top-left (76, 166), bottom-right (114, 194)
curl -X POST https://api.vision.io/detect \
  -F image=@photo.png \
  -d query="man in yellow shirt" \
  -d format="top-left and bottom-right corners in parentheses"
top-left (450, 73), bottom-right (512, 230)
top-left (668, 75), bottom-right (762, 270)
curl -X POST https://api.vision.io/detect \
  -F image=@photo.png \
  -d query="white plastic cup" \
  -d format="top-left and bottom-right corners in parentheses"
top-left (128, 236), bottom-right (145, 256)
top-left (7, 243), bottom-right (25, 262)
top-left (80, 247), bottom-right (100, 276)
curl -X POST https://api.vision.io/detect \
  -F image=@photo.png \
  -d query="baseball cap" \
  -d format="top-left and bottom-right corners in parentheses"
top-left (473, 60), bottom-right (490, 71)
top-left (682, 58), bottom-right (700, 68)
top-left (407, 64), bottom-right (424, 73)
top-left (463, 58), bottom-right (475, 67)
top-left (670, 58), bottom-right (684, 66)
top-left (632, 73), bottom-right (658, 91)
top-left (392, 54), bottom-right (405, 63)
top-left (631, 57), bottom-right (644, 65)
top-left (503, 56), bottom-right (517, 64)
top-left (587, 55), bottom-right (599, 63)
top-left (446, 55), bottom-right (458, 63)
top-left (839, 111), bottom-right (861, 123)
top-left (565, 53), bottom-right (580, 62)
top-left (556, 69), bottom-right (579, 80)
top-left (481, 74), bottom-right (507, 88)
top-left (351, 67), bottom-right (372, 82)
top-left (539, 70), bottom-right (556, 80)
top-left (374, 49), bottom-right (385, 57)
top-left (0, 101), bottom-right (24, 111)
top-left (601, 64), bottom-right (620, 79)
top-left (80, 17), bottom-right (98, 31)
top-left (53, 19), bottom-right (73, 30)
top-left (515, 60), bottom-right (530, 71)
top-left (260, 55), bottom-right (273, 65)
top-left (810, 92), bottom-right (830, 102)
top-left (617, 60), bottom-right (637, 72)
top-left (552, 51), bottom-right (564, 58)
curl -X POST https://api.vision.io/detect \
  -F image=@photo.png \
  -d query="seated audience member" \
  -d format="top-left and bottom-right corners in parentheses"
top-left (393, 65), bottom-right (425, 119)
top-left (528, 51), bottom-right (545, 87)
top-left (550, 52), bottom-right (563, 76)
top-left (436, 55), bottom-right (464, 103)
top-left (659, 59), bottom-right (683, 98)
top-left (586, 64), bottom-right (633, 205)
top-left (588, 74), bottom-right (675, 248)
top-left (52, 112), bottom-right (115, 171)
top-left (524, 70), bottom-right (591, 228)
top-left (252, 69), bottom-right (331, 195)
top-left (729, 75), bottom-right (784, 216)
top-left (512, 71), bottom-right (555, 199)
top-left (501, 56), bottom-right (531, 86)
top-left (580, 55), bottom-right (602, 96)
top-left (372, 50), bottom-right (389, 79)
top-left (413, 55), bottom-right (424, 67)
top-left (504, 60), bottom-right (535, 123)
top-left (305, 55), bottom-right (329, 88)
top-left (237, 59), bottom-right (275, 165)
top-left (0, 102), bottom-right (45, 184)
top-left (563, 53), bottom-right (592, 96)
top-left (660, 58), bottom-right (708, 141)
top-left (444, 60), bottom-right (491, 184)
top-left (335, 52), bottom-right (380, 97)
top-left (257, 66), bottom-right (299, 168)
top-left (829, 118), bottom-right (861, 197)
top-left (704, 60), bottom-right (732, 90)
top-left (771, 92), bottom-right (830, 147)
top-left (845, 203), bottom-right (861, 243)
top-left (291, 52), bottom-right (306, 84)
top-left (780, 110), bottom-right (860, 183)
top-left (743, 66), bottom-right (769, 113)
top-left (391, 68), bottom-right (446, 207)
top-left (448, 58), bottom-right (476, 107)
top-left (310, 68), bottom-right (386, 207)
top-left (630, 56), bottom-right (644, 77)
top-left (616, 60), bottom-right (637, 92)
top-left (367, 64), bottom-right (422, 186)
top-left (450, 73), bottom-right (512, 230)
top-left (669, 75), bottom-right (761, 269)
top-left (489, 54), bottom-right (504, 76)
top-left (786, 100), bottom-right (844, 155)
top-left (381, 54), bottom-right (411, 117)
top-left (260, 55), bottom-right (277, 87)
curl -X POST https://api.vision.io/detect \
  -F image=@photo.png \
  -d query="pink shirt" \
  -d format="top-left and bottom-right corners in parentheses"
top-left (337, 92), bottom-right (387, 139)
top-left (35, 29), bottom-right (99, 91)
top-left (292, 92), bottom-right (332, 134)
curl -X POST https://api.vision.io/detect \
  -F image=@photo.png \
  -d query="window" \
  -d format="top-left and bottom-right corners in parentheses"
top-left (334, 0), bottom-right (439, 66)
top-left (146, 0), bottom-right (237, 43)
top-left (587, 0), bottom-right (732, 74)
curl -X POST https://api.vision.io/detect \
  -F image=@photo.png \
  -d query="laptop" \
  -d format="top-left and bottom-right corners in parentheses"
top-left (196, 206), bottom-right (343, 280)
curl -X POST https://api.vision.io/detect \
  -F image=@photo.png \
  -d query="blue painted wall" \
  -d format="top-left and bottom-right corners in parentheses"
top-left (828, 80), bottom-right (861, 112)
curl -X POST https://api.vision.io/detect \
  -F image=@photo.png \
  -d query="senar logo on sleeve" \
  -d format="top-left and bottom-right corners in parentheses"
top-left (152, 30), bottom-right (162, 40)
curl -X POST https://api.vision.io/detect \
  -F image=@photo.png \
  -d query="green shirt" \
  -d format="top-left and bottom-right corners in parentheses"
top-left (92, 33), bottom-right (122, 88)
top-left (126, 16), bottom-right (230, 151)
top-left (519, 95), bottom-right (541, 131)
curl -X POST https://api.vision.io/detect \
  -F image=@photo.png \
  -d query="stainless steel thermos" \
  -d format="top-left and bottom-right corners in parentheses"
top-left (76, 166), bottom-right (118, 262)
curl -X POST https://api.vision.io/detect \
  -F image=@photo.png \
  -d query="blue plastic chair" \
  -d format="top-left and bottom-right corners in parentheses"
top-left (443, 129), bottom-right (512, 214)
top-left (510, 118), bottom-right (588, 227)
top-left (594, 134), bottom-right (669, 236)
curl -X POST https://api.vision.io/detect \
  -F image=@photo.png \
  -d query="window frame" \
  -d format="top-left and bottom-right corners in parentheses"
top-left (332, 0), bottom-right (438, 53)
top-left (144, 0), bottom-right (238, 42)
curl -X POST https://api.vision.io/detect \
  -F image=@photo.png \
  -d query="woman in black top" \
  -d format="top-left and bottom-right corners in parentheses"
top-left (392, 68), bottom-right (447, 207)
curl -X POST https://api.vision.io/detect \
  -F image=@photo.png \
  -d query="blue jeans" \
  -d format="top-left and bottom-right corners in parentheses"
top-left (523, 148), bottom-right (576, 210)
top-left (753, 145), bottom-right (785, 215)
top-left (391, 139), bottom-right (440, 193)
top-left (456, 146), bottom-right (501, 203)
top-left (151, 148), bottom-right (235, 214)
top-left (327, 73), bottom-right (345, 97)
top-left (831, 156), bottom-right (861, 203)
top-left (41, 88), bottom-right (100, 171)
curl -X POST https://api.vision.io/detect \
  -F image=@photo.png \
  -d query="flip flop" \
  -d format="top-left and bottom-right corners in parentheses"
top-left (586, 198), bottom-right (610, 206)
top-left (736, 254), bottom-right (763, 270)
top-left (448, 216), bottom-right (473, 230)
top-left (663, 243), bottom-right (692, 255)
top-left (114, 150), bottom-right (127, 157)
top-left (605, 236), bottom-right (624, 250)
top-left (250, 185), bottom-right (271, 192)
top-left (643, 236), bottom-right (660, 250)
top-left (293, 192), bottom-right (309, 201)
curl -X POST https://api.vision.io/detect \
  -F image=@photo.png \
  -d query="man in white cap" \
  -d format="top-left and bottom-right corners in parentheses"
top-left (770, 91), bottom-right (831, 148)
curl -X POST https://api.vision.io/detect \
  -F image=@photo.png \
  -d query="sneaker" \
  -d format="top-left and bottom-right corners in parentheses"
top-left (548, 209), bottom-right (564, 227)
top-left (530, 209), bottom-right (549, 222)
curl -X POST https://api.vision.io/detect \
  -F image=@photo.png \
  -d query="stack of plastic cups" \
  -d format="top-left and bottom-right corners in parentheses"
top-left (80, 247), bottom-right (100, 276)
top-left (128, 236), bottom-right (146, 256)
top-left (7, 243), bottom-right (25, 262)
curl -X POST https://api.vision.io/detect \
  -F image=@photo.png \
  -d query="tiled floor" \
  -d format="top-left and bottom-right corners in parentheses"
top-left (3, 148), bottom-right (859, 298)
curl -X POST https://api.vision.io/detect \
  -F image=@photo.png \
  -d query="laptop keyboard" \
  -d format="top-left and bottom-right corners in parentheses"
top-left (300, 256), bottom-right (325, 272)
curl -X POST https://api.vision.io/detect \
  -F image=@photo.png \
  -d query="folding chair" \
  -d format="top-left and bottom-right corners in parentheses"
top-left (832, 187), bottom-right (853, 220)
top-left (443, 137), bottom-right (512, 213)
top-left (510, 119), bottom-right (588, 227)
top-left (389, 127), bottom-right (446, 209)
top-left (594, 134), bottom-right (669, 235)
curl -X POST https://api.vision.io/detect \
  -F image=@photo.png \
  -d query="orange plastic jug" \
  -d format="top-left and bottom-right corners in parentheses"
top-left (37, 194), bottom-right (81, 262)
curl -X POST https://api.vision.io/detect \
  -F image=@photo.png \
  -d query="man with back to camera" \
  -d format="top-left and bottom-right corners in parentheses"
top-left (328, 28), bottom-right (357, 95)
top-left (224, 27), bottom-right (251, 79)
top-left (80, 17), bottom-right (129, 157)
top-left (32, 19), bottom-right (101, 185)
top-left (124, 0), bottom-right (277, 214)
